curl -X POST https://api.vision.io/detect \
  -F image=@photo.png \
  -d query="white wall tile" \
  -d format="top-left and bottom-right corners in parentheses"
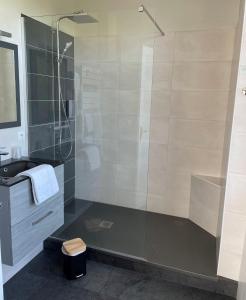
top-left (171, 90), bottom-right (229, 121)
top-left (148, 168), bottom-right (192, 217)
top-left (118, 90), bottom-right (141, 114)
top-left (221, 212), bottom-right (246, 256)
top-left (100, 62), bottom-right (119, 89)
top-left (148, 167), bottom-right (167, 195)
top-left (233, 98), bottom-right (246, 133)
top-left (147, 191), bottom-right (190, 217)
top-left (218, 248), bottom-right (242, 281)
top-left (226, 174), bottom-right (246, 215)
top-left (175, 29), bottom-right (235, 61)
top-left (152, 63), bottom-right (173, 90)
top-left (119, 36), bottom-right (143, 63)
top-left (151, 90), bottom-right (171, 117)
top-left (165, 169), bottom-right (191, 217)
top-left (148, 143), bottom-right (168, 171)
top-left (118, 114), bottom-right (140, 141)
top-left (100, 89), bottom-right (119, 113)
top-left (86, 113), bottom-right (117, 140)
top-left (115, 164), bottom-right (148, 193)
top-left (98, 36), bottom-right (119, 62)
top-left (153, 33), bottom-right (175, 63)
top-left (76, 37), bottom-right (99, 62)
top-left (119, 62), bottom-right (141, 90)
top-left (150, 117), bottom-right (169, 144)
top-left (169, 119), bottom-right (225, 150)
top-left (100, 139), bottom-right (118, 164)
top-left (147, 194), bottom-right (169, 215)
top-left (229, 133), bottom-right (246, 174)
top-left (173, 62), bottom-right (232, 90)
top-left (118, 140), bottom-right (149, 167)
top-left (116, 189), bottom-right (147, 210)
top-left (167, 146), bottom-right (222, 175)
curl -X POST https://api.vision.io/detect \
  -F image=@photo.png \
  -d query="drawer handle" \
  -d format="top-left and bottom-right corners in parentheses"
top-left (32, 210), bottom-right (53, 226)
top-left (0, 202), bottom-right (2, 209)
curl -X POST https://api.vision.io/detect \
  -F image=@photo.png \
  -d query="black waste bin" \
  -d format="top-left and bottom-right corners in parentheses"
top-left (62, 238), bottom-right (87, 280)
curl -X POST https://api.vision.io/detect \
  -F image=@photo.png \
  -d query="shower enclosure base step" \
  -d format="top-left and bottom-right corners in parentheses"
top-left (44, 237), bottom-right (237, 298)
top-left (44, 199), bottom-right (237, 298)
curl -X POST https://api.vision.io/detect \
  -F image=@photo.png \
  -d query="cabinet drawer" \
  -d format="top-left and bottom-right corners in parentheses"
top-left (9, 165), bottom-right (64, 225)
top-left (11, 197), bottom-right (64, 265)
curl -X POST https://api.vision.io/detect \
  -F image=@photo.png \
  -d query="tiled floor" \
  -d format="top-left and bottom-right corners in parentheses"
top-left (4, 249), bottom-right (235, 300)
top-left (52, 199), bottom-right (217, 277)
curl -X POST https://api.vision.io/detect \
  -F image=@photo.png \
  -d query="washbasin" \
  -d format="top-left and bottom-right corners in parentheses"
top-left (0, 160), bottom-right (39, 178)
top-left (0, 158), bottom-right (62, 186)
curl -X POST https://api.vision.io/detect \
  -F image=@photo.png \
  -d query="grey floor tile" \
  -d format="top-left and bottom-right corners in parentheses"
top-left (4, 250), bottom-right (235, 300)
top-left (4, 272), bottom-right (47, 300)
top-left (100, 265), bottom-right (148, 298)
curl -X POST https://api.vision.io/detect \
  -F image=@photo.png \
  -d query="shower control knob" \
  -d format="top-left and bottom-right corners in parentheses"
top-left (242, 88), bottom-right (246, 95)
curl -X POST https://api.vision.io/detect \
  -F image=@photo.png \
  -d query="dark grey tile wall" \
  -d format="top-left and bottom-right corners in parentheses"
top-left (25, 16), bottom-right (75, 203)
top-left (28, 74), bottom-right (54, 100)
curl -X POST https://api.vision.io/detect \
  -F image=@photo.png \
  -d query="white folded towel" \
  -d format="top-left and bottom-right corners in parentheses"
top-left (16, 164), bottom-right (59, 205)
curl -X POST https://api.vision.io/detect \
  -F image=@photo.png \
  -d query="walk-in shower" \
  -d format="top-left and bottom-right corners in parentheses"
top-left (24, 2), bottom-right (236, 289)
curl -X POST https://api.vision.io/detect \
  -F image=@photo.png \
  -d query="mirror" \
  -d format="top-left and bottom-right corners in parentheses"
top-left (0, 41), bottom-right (20, 129)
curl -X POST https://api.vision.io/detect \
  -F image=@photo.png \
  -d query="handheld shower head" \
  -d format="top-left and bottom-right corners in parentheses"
top-left (58, 41), bottom-right (73, 64)
top-left (63, 41), bottom-right (73, 54)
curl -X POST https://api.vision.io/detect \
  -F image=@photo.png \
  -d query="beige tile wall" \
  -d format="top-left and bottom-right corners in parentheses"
top-left (75, 24), bottom-right (235, 218)
top-left (147, 29), bottom-right (235, 218)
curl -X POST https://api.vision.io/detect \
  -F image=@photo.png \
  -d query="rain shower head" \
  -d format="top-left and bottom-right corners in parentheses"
top-left (66, 11), bottom-right (98, 24)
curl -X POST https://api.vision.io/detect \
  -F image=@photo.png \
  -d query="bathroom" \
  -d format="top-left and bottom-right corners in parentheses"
top-left (1, 0), bottom-right (246, 299)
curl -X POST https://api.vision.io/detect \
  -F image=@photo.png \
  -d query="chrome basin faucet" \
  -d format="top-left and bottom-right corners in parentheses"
top-left (0, 147), bottom-right (9, 162)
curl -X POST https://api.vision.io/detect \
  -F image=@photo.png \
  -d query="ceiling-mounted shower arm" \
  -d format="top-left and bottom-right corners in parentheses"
top-left (138, 4), bottom-right (165, 36)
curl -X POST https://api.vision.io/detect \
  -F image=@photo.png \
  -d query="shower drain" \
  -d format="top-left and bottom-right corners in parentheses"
top-left (99, 220), bottom-right (114, 229)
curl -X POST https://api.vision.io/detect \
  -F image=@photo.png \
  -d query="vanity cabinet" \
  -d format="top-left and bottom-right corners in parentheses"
top-left (0, 165), bottom-right (64, 266)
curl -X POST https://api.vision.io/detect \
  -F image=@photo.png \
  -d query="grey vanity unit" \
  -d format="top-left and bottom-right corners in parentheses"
top-left (0, 159), bottom-right (64, 266)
